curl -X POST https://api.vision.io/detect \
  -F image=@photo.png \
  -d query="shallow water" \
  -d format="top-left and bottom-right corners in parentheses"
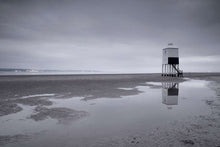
top-left (0, 79), bottom-right (217, 146)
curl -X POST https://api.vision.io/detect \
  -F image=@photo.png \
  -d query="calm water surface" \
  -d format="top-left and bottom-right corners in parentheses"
top-left (0, 79), bottom-right (216, 146)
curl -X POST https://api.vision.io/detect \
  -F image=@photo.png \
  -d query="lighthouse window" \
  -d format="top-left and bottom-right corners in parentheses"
top-left (168, 57), bottom-right (179, 64)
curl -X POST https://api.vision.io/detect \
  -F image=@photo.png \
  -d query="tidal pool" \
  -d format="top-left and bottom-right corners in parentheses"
top-left (0, 78), bottom-right (219, 147)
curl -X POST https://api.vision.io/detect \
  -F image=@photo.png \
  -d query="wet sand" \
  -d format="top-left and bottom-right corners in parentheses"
top-left (0, 73), bottom-right (220, 146)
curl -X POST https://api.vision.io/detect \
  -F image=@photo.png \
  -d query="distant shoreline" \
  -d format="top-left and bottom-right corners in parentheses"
top-left (0, 72), bottom-right (220, 82)
top-left (0, 72), bottom-right (220, 76)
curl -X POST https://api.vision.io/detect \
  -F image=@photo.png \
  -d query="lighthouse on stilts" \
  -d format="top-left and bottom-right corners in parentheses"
top-left (162, 43), bottom-right (183, 77)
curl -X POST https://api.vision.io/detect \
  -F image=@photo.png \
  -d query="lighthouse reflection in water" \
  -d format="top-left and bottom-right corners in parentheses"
top-left (162, 82), bottom-right (179, 106)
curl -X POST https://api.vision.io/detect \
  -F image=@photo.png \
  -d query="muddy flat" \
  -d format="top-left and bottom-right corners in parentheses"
top-left (0, 73), bottom-right (220, 147)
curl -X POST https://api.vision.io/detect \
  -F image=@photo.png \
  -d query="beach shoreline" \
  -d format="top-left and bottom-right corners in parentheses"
top-left (1, 72), bottom-right (220, 82)
top-left (0, 73), bottom-right (220, 146)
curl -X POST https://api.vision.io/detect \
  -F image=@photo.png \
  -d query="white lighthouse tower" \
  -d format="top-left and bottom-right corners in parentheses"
top-left (162, 43), bottom-right (183, 77)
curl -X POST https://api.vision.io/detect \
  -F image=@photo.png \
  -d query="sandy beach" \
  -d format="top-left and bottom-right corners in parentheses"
top-left (0, 73), bottom-right (220, 147)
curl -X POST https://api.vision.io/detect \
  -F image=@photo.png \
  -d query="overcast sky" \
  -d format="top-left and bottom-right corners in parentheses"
top-left (0, 0), bottom-right (220, 73)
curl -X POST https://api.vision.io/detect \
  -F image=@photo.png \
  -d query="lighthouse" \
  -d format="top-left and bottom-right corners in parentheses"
top-left (162, 43), bottom-right (183, 77)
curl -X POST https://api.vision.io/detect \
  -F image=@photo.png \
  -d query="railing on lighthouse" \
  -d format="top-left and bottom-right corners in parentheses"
top-left (162, 43), bottom-right (183, 77)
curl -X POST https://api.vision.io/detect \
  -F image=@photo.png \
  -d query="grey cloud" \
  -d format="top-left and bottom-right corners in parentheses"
top-left (0, 0), bottom-right (220, 72)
